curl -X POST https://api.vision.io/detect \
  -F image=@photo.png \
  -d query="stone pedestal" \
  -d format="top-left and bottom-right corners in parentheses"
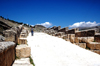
top-left (16, 45), bottom-right (31, 58)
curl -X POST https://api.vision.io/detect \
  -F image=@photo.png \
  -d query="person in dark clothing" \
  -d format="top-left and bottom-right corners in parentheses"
top-left (31, 27), bottom-right (34, 36)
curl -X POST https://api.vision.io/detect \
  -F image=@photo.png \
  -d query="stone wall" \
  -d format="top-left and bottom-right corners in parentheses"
top-left (75, 29), bottom-right (95, 37)
top-left (53, 26), bottom-right (61, 31)
top-left (94, 33), bottom-right (100, 42)
top-left (0, 42), bottom-right (15, 66)
top-left (65, 28), bottom-right (79, 34)
top-left (0, 24), bottom-right (30, 66)
top-left (58, 27), bottom-right (68, 32)
top-left (16, 27), bottom-right (31, 58)
top-left (3, 25), bottom-right (22, 44)
top-left (44, 26), bottom-right (100, 55)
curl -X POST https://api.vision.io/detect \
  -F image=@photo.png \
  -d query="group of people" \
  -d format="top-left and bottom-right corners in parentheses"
top-left (31, 27), bottom-right (34, 36)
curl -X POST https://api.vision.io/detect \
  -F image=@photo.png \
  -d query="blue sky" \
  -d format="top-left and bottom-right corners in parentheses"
top-left (0, 0), bottom-right (100, 28)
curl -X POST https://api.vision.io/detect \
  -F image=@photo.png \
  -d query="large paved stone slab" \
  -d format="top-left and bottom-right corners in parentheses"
top-left (27, 32), bottom-right (100, 66)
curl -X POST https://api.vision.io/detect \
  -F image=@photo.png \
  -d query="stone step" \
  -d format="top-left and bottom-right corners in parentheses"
top-left (12, 58), bottom-right (33, 66)
top-left (13, 64), bottom-right (33, 66)
top-left (16, 45), bottom-right (31, 58)
top-left (18, 38), bottom-right (27, 44)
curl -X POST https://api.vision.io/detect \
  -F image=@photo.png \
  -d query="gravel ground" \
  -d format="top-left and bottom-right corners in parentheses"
top-left (27, 32), bottom-right (100, 66)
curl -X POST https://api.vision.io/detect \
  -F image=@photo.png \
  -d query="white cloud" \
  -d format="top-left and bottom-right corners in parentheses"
top-left (31, 25), bottom-right (34, 26)
top-left (37, 22), bottom-right (52, 28)
top-left (69, 21), bottom-right (100, 28)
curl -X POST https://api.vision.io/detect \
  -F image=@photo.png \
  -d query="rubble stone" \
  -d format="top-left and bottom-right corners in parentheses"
top-left (75, 43), bottom-right (86, 48)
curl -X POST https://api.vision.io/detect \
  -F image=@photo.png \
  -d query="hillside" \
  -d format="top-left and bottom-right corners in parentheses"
top-left (79, 26), bottom-right (100, 33)
top-left (0, 17), bottom-right (30, 27)
top-left (0, 17), bottom-right (30, 34)
top-left (34, 25), bottom-right (46, 32)
top-left (0, 16), bottom-right (47, 34)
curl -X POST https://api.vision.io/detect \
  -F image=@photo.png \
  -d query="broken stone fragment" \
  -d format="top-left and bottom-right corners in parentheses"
top-left (75, 43), bottom-right (86, 48)
top-left (0, 35), bottom-right (5, 41)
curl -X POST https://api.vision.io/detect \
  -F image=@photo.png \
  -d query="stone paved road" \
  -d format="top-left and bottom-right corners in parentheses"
top-left (27, 32), bottom-right (100, 66)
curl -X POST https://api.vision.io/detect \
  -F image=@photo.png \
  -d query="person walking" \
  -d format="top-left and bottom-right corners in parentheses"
top-left (31, 27), bottom-right (34, 36)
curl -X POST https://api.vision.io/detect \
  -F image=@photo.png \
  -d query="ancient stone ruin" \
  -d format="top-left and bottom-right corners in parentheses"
top-left (0, 24), bottom-right (31, 66)
top-left (44, 26), bottom-right (100, 54)
top-left (0, 42), bottom-right (15, 66)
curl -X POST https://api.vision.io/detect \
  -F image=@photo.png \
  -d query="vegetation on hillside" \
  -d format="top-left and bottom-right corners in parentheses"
top-left (0, 16), bottom-right (30, 27)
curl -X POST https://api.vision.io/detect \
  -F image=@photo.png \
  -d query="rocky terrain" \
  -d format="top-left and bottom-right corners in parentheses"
top-left (33, 25), bottom-right (46, 32)
top-left (79, 26), bottom-right (100, 33)
top-left (0, 17), bottom-right (30, 35)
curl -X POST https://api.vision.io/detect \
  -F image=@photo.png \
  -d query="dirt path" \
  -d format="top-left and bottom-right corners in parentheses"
top-left (27, 32), bottom-right (100, 66)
